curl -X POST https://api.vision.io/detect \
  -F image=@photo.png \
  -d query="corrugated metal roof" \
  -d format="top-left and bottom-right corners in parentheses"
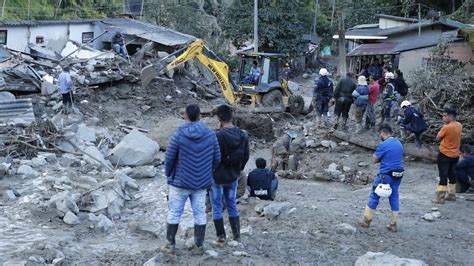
top-left (394, 31), bottom-right (460, 52)
top-left (347, 42), bottom-right (399, 56)
top-left (0, 19), bottom-right (99, 27)
top-left (0, 98), bottom-right (35, 126)
top-left (376, 14), bottom-right (419, 23)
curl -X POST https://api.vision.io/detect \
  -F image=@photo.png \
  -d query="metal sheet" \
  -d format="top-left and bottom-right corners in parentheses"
top-left (0, 98), bottom-right (35, 126)
top-left (347, 42), bottom-right (399, 56)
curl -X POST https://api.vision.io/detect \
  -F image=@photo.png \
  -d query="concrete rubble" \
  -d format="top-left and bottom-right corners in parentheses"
top-left (355, 252), bottom-right (428, 266)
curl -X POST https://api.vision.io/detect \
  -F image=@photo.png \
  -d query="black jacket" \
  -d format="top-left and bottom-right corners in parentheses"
top-left (213, 127), bottom-right (249, 184)
top-left (247, 168), bottom-right (276, 199)
top-left (334, 77), bottom-right (356, 100)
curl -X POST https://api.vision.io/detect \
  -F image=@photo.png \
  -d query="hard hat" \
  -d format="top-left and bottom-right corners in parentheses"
top-left (375, 183), bottom-right (392, 198)
top-left (400, 100), bottom-right (411, 108)
top-left (357, 75), bottom-right (367, 85)
top-left (319, 68), bottom-right (329, 76)
top-left (285, 63), bottom-right (290, 67)
top-left (384, 72), bottom-right (395, 79)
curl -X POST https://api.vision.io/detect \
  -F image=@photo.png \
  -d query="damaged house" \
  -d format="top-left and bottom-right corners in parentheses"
top-left (334, 14), bottom-right (474, 83)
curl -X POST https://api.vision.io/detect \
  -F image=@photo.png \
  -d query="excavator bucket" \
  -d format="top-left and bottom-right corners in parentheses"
top-left (141, 64), bottom-right (159, 87)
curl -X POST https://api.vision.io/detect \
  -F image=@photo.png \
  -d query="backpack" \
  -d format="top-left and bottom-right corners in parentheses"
top-left (395, 79), bottom-right (408, 96)
top-left (213, 130), bottom-right (247, 184)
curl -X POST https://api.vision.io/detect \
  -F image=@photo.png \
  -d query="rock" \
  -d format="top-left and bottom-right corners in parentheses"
top-left (0, 91), bottom-right (15, 101)
top-left (335, 223), bottom-right (357, 235)
top-left (305, 139), bottom-right (319, 148)
top-left (31, 156), bottom-right (47, 167)
top-left (148, 117), bottom-right (183, 150)
top-left (423, 213), bottom-right (434, 221)
top-left (52, 101), bottom-right (63, 111)
top-left (288, 155), bottom-right (298, 171)
top-left (5, 190), bottom-right (16, 200)
top-left (206, 249), bottom-right (219, 258)
top-left (262, 202), bottom-right (292, 219)
top-left (17, 165), bottom-right (38, 178)
top-left (128, 165), bottom-right (156, 178)
top-left (342, 166), bottom-right (352, 172)
top-left (355, 252), bottom-right (427, 266)
top-left (97, 214), bottom-right (114, 233)
top-left (108, 129), bottom-right (160, 166)
top-left (88, 213), bottom-right (100, 222)
top-left (302, 73), bottom-right (311, 79)
top-left (431, 207), bottom-right (439, 211)
top-left (288, 207), bottom-right (297, 215)
top-left (89, 191), bottom-right (108, 212)
top-left (129, 222), bottom-right (160, 238)
top-left (327, 163), bottom-right (338, 172)
top-left (143, 256), bottom-right (159, 266)
top-left (227, 240), bottom-right (239, 247)
top-left (48, 191), bottom-right (79, 216)
top-left (339, 141), bottom-right (350, 146)
top-left (254, 202), bottom-right (270, 214)
top-left (63, 211), bottom-right (80, 225)
top-left (232, 251), bottom-right (249, 257)
top-left (431, 211), bottom-right (441, 218)
top-left (77, 124), bottom-right (96, 142)
top-left (114, 172), bottom-right (139, 190)
top-left (358, 161), bottom-right (370, 167)
top-left (241, 225), bottom-right (253, 236)
top-left (84, 146), bottom-right (112, 169)
top-left (321, 140), bottom-right (337, 148)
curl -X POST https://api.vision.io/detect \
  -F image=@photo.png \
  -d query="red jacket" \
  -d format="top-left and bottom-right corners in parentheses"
top-left (368, 81), bottom-right (380, 104)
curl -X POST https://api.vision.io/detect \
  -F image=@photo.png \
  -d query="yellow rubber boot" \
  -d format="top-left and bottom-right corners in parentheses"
top-left (445, 184), bottom-right (456, 201)
top-left (387, 211), bottom-right (399, 232)
top-left (432, 185), bottom-right (447, 204)
top-left (358, 206), bottom-right (374, 228)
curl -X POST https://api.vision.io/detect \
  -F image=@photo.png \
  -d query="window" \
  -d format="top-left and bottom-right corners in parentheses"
top-left (82, 32), bottom-right (94, 43)
top-left (0, 30), bottom-right (7, 45)
top-left (36, 36), bottom-right (44, 44)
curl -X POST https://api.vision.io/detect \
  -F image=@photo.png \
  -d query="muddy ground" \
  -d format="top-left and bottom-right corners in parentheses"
top-left (1, 72), bottom-right (473, 265)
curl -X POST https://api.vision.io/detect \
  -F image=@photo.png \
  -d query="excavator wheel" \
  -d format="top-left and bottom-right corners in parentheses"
top-left (288, 95), bottom-right (305, 114)
top-left (262, 90), bottom-right (283, 109)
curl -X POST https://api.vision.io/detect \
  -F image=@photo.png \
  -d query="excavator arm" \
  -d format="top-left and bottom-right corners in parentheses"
top-left (141, 39), bottom-right (236, 104)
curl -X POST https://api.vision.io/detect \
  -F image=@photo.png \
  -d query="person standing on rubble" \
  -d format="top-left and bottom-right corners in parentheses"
top-left (380, 72), bottom-right (396, 125)
top-left (333, 72), bottom-right (356, 130)
top-left (163, 104), bottom-right (221, 255)
top-left (58, 65), bottom-right (73, 114)
top-left (433, 108), bottom-right (462, 204)
top-left (358, 124), bottom-right (404, 232)
top-left (112, 32), bottom-right (128, 59)
top-left (313, 68), bottom-right (334, 127)
top-left (352, 75), bottom-right (369, 133)
top-left (211, 105), bottom-right (249, 245)
top-left (398, 101), bottom-right (427, 148)
top-left (365, 75), bottom-right (380, 130)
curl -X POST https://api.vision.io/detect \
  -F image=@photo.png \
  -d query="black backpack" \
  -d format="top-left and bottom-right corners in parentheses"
top-left (396, 79), bottom-right (408, 96)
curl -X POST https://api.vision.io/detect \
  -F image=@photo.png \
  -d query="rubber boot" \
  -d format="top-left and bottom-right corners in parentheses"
top-left (432, 185), bottom-right (447, 204)
top-left (414, 133), bottom-right (422, 148)
top-left (387, 211), bottom-right (399, 232)
top-left (342, 118), bottom-right (348, 131)
top-left (229, 216), bottom-right (240, 242)
top-left (357, 206), bottom-right (374, 228)
top-left (162, 223), bottom-right (179, 255)
top-left (334, 117), bottom-right (340, 130)
top-left (445, 183), bottom-right (456, 201)
top-left (315, 115), bottom-right (321, 127)
top-left (400, 128), bottom-right (407, 142)
top-left (192, 224), bottom-right (206, 255)
top-left (213, 218), bottom-right (226, 245)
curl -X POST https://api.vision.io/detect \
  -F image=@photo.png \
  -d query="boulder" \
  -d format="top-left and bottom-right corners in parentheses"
top-left (355, 252), bottom-right (427, 266)
top-left (77, 124), bottom-right (96, 143)
top-left (148, 117), bottom-right (183, 150)
top-left (262, 202), bottom-right (292, 219)
top-left (17, 165), bottom-right (39, 178)
top-left (108, 129), bottom-right (160, 166)
top-left (128, 165), bottom-right (156, 178)
top-left (206, 250), bottom-right (219, 258)
top-left (48, 191), bottom-right (79, 216)
top-left (84, 146), bottom-right (112, 169)
top-left (63, 211), bottom-right (80, 225)
top-left (97, 214), bottom-right (114, 233)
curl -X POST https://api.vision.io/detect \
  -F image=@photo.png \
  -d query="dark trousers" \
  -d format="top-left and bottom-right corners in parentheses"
top-left (437, 153), bottom-right (459, 186)
top-left (61, 92), bottom-right (73, 108)
top-left (315, 97), bottom-right (330, 115)
top-left (334, 98), bottom-right (352, 119)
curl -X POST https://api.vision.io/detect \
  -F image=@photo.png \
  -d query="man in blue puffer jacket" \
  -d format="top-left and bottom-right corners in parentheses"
top-left (163, 104), bottom-right (221, 255)
top-left (352, 75), bottom-right (369, 133)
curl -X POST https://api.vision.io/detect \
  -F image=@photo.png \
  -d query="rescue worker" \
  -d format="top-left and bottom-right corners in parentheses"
top-left (247, 158), bottom-right (278, 200)
top-left (456, 144), bottom-right (473, 193)
top-left (380, 72), bottom-right (396, 125)
top-left (313, 68), bottom-right (334, 127)
top-left (58, 65), bottom-right (73, 114)
top-left (398, 101), bottom-right (427, 148)
top-left (433, 109), bottom-right (462, 203)
top-left (333, 72), bottom-right (356, 130)
top-left (242, 61), bottom-right (261, 85)
top-left (112, 33), bottom-right (128, 58)
top-left (358, 124), bottom-right (404, 232)
top-left (281, 62), bottom-right (291, 80)
top-left (352, 75), bottom-right (369, 133)
top-left (365, 75), bottom-right (380, 130)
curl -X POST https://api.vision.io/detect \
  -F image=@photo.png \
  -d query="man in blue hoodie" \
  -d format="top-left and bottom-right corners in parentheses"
top-left (211, 105), bottom-right (249, 244)
top-left (456, 144), bottom-right (474, 193)
top-left (164, 104), bottom-right (221, 255)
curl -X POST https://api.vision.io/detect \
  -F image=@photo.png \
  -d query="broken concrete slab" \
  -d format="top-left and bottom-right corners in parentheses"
top-left (262, 202), bottom-right (292, 219)
top-left (83, 146), bottom-right (112, 170)
top-left (108, 129), bottom-right (160, 166)
top-left (97, 214), bottom-right (114, 233)
top-left (48, 191), bottom-right (79, 216)
top-left (77, 124), bottom-right (97, 143)
top-left (147, 117), bottom-right (183, 150)
top-left (63, 211), bottom-right (80, 225)
top-left (355, 252), bottom-right (427, 266)
top-left (128, 165), bottom-right (156, 179)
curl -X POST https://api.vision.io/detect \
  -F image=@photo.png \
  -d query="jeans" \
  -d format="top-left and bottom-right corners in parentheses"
top-left (315, 96), bottom-right (330, 115)
top-left (437, 153), bottom-right (459, 186)
top-left (113, 44), bottom-right (128, 58)
top-left (270, 179), bottom-right (279, 200)
top-left (210, 180), bottom-right (239, 220)
top-left (167, 185), bottom-right (207, 225)
top-left (367, 174), bottom-right (402, 211)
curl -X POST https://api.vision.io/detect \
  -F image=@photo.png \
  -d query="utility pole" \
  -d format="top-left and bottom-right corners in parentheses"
top-left (312, 0), bottom-right (319, 35)
top-left (254, 0), bottom-right (258, 52)
top-left (27, 0), bottom-right (30, 19)
top-left (1, 0), bottom-right (6, 18)
top-left (418, 3), bottom-right (421, 36)
top-left (338, 13), bottom-right (346, 77)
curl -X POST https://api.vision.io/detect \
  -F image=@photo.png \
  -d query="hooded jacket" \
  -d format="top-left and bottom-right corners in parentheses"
top-left (214, 127), bottom-right (249, 184)
top-left (334, 77), bottom-right (357, 100)
top-left (165, 121), bottom-right (221, 190)
top-left (401, 106), bottom-right (428, 133)
top-left (313, 76), bottom-right (334, 99)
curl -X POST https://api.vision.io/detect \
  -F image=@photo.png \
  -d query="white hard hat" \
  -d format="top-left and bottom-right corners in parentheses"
top-left (375, 183), bottom-right (392, 198)
top-left (400, 100), bottom-right (411, 108)
top-left (384, 72), bottom-right (395, 79)
top-left (357, 75), bottom-right (368, 85)
top-left (319, 68), bottom-right (329, 76)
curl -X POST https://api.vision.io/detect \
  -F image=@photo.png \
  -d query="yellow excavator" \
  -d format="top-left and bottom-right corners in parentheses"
top-left (141, 39), bottom-right (309, 113)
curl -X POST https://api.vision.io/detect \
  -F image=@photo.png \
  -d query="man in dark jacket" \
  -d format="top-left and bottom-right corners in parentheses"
top-left (211, 105), bottom-right (249, 244)
top-left (333, 72), bottom-right (357, 130)
top-left (398, 101), bottom-right (427, 148)
top-left (247, 158), bottom-right (278, 200)
top-left (164, 104), bottom-right (221, 255)
top-left (112, 32), bottom-right (128, 58)
top-left (456, 144), bottom-right (474, 193)
top-left (313, 68), bottom-right (333, 127)
top-left (381, 72), bottom-right (397, 125)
